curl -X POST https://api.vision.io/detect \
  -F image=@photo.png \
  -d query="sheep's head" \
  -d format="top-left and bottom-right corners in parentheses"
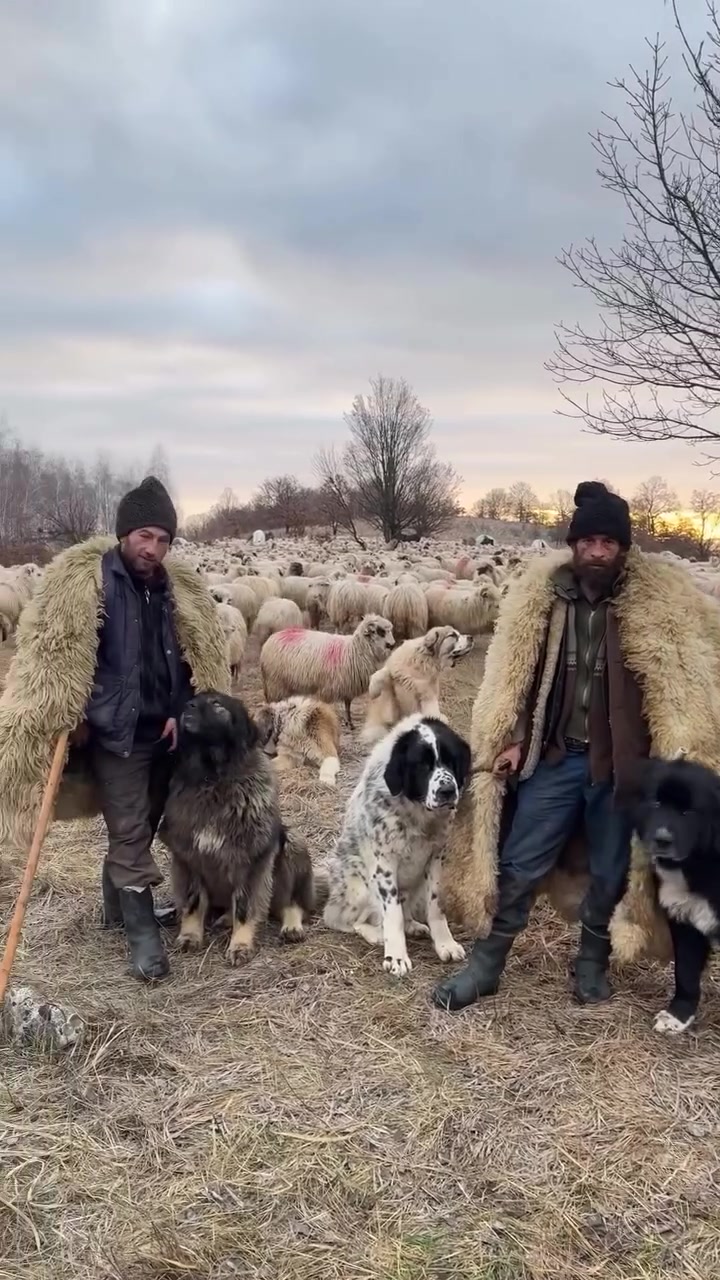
top-left (358, 614), bottom-right (395, 658)
top-left (210, 585), bottom-right (231, 605)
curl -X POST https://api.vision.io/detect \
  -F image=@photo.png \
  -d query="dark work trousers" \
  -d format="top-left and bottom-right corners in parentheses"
top-left (494, 746), bottom-right (633, 937)
top-left (92, 739), bottom-right (175, 891)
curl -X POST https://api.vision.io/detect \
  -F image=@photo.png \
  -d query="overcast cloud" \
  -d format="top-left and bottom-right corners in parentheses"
top-left (0, 0), bottom-right (702, 515)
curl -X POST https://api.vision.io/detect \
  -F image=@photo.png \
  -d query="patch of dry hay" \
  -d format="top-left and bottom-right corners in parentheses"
top-left (2, 634), bottom-right (720, 1279)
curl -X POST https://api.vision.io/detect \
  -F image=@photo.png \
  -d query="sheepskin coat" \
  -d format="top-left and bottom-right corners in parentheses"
top-left (445, 547), bottom-right (720, 962)
top-left (0, 536), bottom-right (230, 848)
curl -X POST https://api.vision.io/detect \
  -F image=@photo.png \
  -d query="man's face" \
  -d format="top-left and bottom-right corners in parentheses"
top-left (572, 535), bottom-right (624, 592)
top-left (120, 527), bottom-right (171, 577)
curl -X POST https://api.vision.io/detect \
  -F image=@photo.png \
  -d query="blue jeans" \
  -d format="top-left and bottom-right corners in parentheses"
top-left (493, 750), bottom-right (632, 937)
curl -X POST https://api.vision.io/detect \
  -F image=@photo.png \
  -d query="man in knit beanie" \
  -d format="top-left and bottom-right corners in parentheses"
top-left (72, 475), bottom-right (188, 979)
top-left (436, 480), bottom-right (646, 1011)
top-left (0, 474), bottom-right (229, 986)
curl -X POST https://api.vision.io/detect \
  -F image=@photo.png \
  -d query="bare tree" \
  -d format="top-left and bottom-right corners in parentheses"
top-left (631, 475), bottom-right (679, 536)
top-left (506, 481), bottom-right (540, 524)
top-left (147, 444), bottom-right (174, 496)
top-left (313, 447), bottom-right (366, 548)
top-left (341, 375), bottom-right (460, 542)
top-left (548, 489), bottom-right (574, 523)
top-left (39, 461), bottom-right (100, 545)
top-left (473, 488), bottom-right (511, 520)
top-left (548, 2), bottom-right (720, 465)
top-left (257, 475), bottom-right (310, 535)
top-left (691, 487), bottom-right (720, 556)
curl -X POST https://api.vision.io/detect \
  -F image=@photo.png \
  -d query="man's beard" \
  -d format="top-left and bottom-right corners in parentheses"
top-left (574, 556), bottom-right (623, 595)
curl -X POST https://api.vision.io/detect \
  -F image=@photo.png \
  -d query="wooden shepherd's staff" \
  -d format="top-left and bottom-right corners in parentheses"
top-left (0, 731), bottom-right (70, 1005)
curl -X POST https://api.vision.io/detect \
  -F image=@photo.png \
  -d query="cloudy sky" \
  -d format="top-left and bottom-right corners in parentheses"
top-left (0, 0), bottom-right (705, 515)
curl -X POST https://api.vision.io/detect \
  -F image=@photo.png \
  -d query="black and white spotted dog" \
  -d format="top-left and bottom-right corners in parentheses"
top-left (628, 756), bottom-right (720, 1034)
top-left (323, 714), bottom-right (471, 977)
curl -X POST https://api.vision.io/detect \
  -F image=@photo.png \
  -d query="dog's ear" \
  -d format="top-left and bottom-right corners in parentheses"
top-left (384, 731), bottom-right (412, 796)
top-left (253, 705), bottom-right (274, 747)
top-left (229, 699), bottom-right (258, 750)
top-left (448, 730), bottom-right (472, 791)
top-left (614, 756), bottom-right (658, 812)
top-left (423, 627), bottom-right (441, 654)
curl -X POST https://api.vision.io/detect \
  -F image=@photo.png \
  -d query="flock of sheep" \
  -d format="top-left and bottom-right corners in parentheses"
top-left (179, 535), bottom-right (515, 727)
top-left (2, 536), bottom-right (720, 762)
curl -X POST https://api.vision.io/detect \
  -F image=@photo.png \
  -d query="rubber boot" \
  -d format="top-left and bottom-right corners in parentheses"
top-left (119, 887), bottom-right (170, 981)
top-left (102, 862), bottom-right (178, 929)
top-left (432, 930), bottom-right (516, 1011)
top-left (573, 924), bottom-right (612, 1004)
top-left (101, 862), bottom-right (123, 929)
top-left (433, 873), bottom-right (534, 1012)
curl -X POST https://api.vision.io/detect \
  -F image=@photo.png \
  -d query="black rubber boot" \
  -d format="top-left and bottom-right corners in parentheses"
top-left (433, 930), bottom-right (516, 1011)
top-left (573, 924), bottom-right (612, 1004)
top-left (119, 887), bottom-right (170, 981)
top-left (102, 863), bottom-right (178, 929)
top-left (433, 873), bottom-right (535, 1012)
top-left (101, 862), bottom-right (123, 929)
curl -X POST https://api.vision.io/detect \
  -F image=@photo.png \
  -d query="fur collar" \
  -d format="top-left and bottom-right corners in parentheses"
top-left (0, 536), bottom-right (230, 846)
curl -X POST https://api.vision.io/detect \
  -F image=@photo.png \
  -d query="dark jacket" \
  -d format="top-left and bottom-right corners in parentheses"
top-left (85, 548), bottom-right (193, 757)
top-left (519, 566), bottom-right (650, 786)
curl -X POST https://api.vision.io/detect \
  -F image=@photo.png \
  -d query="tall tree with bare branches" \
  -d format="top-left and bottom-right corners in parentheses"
top-left (630, 475), bottom-right (679, 536)
top-left (548, 2), bottom-right (720, 466)
top-left (341, 376), bottom-right (460, 542)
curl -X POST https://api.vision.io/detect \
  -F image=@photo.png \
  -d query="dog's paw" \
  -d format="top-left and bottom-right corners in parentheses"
top-left (279, 927), bottom-right (305, 945)
top-left (177, 933), bottom-right (203, 953)
top-left (226, 944), bottom-right (254, 968)
top-left (404, 919), bottom-right (431, 938)
top-left (319, 757), bottom-right (340, 786)
top-left (383, 954), bottom-right (412, 978)
top-left (653, 1008), bottom-right (696, 1035)
top-left (435, 940), bottom-right (466, 963)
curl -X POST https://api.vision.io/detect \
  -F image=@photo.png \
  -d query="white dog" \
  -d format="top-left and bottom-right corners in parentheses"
top-left (323, 714), bottom-right (471, 977)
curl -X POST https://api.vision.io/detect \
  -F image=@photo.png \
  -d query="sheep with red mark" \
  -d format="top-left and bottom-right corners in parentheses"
top-left (260, 614), bottom-right (395, 728)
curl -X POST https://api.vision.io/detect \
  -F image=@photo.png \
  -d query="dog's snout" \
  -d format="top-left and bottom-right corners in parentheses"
top-left (653, 826), bottom-right (673, 848)
top-left (434, 781), bottom-right (458, 806)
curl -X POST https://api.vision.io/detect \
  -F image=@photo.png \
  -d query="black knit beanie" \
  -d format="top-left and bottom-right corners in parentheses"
top-left (566, 481), bottom-right (632, 550)
top-left (115, 476), bottom-right (177, 542)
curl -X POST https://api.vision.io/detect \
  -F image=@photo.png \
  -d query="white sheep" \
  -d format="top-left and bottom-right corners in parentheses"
top-left (279, 576), bottom-right (314, 608)
top-left (307, 578), bottom-right (332, 629)
top-left (254, 597), bottom-right (304, 647)
top-left (260, 614), bottom-right (395, 728)
top-left (227, 581), bottom-right (261, 628)
top-left (427, 583), bottom-right (500, 635)
top-left (327, 579), bottom-right (369, 633)
top-left (383, 582), bottom-right (429, 642)
top-left (244, 576), bottom-right (282, 607)
top-left (215, 603), bottom-right (248, 681)
top-left (364, 582), bottom-right (390, 617)
top-left (0, 583), bottom-right (22, 629)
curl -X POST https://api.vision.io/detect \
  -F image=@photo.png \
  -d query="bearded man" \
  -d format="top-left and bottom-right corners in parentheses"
top-left (434, 481), bottom-right (720, 1013)
top-left (0, 476), bottom-right (229, 982)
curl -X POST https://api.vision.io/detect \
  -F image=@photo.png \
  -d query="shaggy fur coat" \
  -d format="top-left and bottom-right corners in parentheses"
top-left (0, 537), bottom-right (229, 848)
top-left (443, 548), bottom-right (720, 962)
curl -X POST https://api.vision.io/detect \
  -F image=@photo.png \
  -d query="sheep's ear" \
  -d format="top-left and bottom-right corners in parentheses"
top-left (384, 731), bottom-right (413, 796)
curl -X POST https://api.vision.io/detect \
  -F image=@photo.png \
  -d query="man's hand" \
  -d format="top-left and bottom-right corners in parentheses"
top-left (161, 717), bottom-right (178, 751)
top-left (492, 742), bottom-right (522, 777)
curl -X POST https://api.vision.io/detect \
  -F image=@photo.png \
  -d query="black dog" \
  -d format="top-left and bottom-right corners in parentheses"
top-left (158, 691), bottom-right (314, 964)
top-left (628, 756), bottom-right (720, 1033)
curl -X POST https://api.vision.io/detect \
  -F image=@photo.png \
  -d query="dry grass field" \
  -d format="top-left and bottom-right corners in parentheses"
top-left (1, 635), bottom-right (720, 1280)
